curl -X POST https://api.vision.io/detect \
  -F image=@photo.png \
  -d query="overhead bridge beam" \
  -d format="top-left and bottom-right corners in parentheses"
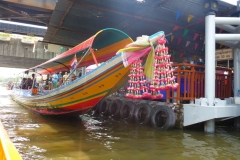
top-left (0, 2), bottom-right (47, 24)
top-left (1, 0), bottom-right (57, 11)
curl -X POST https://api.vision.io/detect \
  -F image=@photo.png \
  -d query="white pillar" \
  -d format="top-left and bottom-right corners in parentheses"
top-left (234, 48), bottom-right (240, 127)
top-left (234, 48), bottom-right (240, 96)
top-left (204, 12), bottom-right (216, 133)
top-left (204, 119), bottom-right (215, 133)
top-left (205, 12), bottom-right (216, 106)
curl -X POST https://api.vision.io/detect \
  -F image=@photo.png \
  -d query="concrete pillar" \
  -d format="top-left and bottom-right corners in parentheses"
top-left (234, 117), bottom-right (240, 128)
top-left (204, 12), bottom-right (216, 133)
top-left (204, 119), bottom-right (215, 133)
top-left (234, 48), bottom-right (240, 96)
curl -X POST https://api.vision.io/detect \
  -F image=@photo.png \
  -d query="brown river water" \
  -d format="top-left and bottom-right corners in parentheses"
top-left (0, 86), bottom-right (240, 160)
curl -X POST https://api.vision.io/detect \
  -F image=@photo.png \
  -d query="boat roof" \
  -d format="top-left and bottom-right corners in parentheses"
top-left (26, 28), bottom-right (132, 75)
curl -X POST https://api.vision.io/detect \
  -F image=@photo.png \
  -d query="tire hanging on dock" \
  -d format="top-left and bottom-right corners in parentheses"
top-left (134, 103), bottom-right (152, 125)
top-left (120, 100), bottom-right (136, 122)
top-left (150, 105), bottom-right (175, 130)
top-left (99, 98), bottom-right (113, 116)
top-left (108, 98), bottom-right (123, 120)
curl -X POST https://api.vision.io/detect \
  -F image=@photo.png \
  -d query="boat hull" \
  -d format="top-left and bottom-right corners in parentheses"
top-left (11, 54), bottom-right (130, 116)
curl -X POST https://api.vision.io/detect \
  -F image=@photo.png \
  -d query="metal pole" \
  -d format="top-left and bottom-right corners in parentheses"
top-left (216, 24), bottom-right (236, 33)
top-left (205, 12), bottom-right (216, 106)
top-left (215, 17), bottom-right (240, 25)
top-left (216, 34), bottom-right (240, 41)
top-left (234, 48), bottom-right (240, 96)
top-left (205, 12), bottom-right (216, 133)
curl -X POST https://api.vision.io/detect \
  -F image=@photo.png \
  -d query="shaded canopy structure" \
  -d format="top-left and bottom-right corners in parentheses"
top-left (26, 28), bottom-right (133, 74)
top-left (0, 0), bottom-right (238, 67)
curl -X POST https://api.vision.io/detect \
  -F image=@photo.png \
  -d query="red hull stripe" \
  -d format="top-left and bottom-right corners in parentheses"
top-left (26, 96), bottom-right (103, 115)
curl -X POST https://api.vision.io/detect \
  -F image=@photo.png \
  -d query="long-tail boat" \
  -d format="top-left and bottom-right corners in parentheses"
top-left (11, 28), bottom-right (133, 116)
top-left (11, 28), bottom-right (166, 116)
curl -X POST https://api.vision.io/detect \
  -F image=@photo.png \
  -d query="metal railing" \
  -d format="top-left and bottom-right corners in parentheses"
top-left (166, 63), bottom-right (232, 103)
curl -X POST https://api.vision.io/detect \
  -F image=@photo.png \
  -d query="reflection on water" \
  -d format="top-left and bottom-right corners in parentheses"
top-left (1, 87), bottom-right (240, 159)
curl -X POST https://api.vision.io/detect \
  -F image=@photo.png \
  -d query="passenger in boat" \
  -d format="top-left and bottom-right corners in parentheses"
top-left (28, 74), bottom-right (36, 89)
top-left (58, 72), bottom-right (62, 81)
top-left (57, 72), bottom-right (63, 87)
top-left (38, 76), bottom-right (44, 91)
top-left (58, 77), bottom-right (63, 87)
top-left (63, 72), bottom-right (69, 84)
top-left (48, 74), bottom-right (53, 90)
top-left (7, 81), bottom-right (13, 90)
top-left (52, 73), bottom-right (58, 89)
top-left (27, 78), bottom-right (33, 89)
top-left (32, 74), bottom-right (36, 85)
top-left (20, 78), bottom-right (27, 89)
top-left (71, 74), bottom-right (77, 81)
top-left (78, 71), bottom-right (82, 78)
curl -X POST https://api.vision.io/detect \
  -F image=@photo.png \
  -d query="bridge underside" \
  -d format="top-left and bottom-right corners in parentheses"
top-left (0, 55), bottom-right (47, 69)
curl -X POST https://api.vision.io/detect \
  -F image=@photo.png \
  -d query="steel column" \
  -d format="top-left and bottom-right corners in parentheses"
top-left (205, 12), bottom-right (216, 106)
top-left (205, 12), bottom-right (216, 133)
top-left (234, 48), bottom-right (240, 96)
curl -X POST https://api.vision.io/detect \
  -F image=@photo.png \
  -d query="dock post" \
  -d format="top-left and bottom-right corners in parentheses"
top-left (204, 12), bottom-right (216, 133)
top-left (204, 119), bottom-right (215, 133)
top-left (234, 117), bottom-right (240, 128)
top-left (234, 48), bottom-right (240, 127)
top-left (234, 48), bottom-right (240, 97)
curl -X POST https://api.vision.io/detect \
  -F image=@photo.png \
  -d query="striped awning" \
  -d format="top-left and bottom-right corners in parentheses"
top-left (27, 28), bottom-right (133, 75)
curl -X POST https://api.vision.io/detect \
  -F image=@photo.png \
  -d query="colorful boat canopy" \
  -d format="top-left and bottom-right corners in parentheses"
top-left (26, 28), bottom-right (133, 75)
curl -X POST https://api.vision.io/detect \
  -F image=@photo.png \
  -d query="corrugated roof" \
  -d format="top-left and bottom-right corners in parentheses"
top-left (43, 0), bottom-right (237, 62)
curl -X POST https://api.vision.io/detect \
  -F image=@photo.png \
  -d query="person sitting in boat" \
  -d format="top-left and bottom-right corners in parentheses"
top-left (78, 72), bottom-right (82, 78)
top-left (58, 76), bottom-right (63, 87)
top-left (52, 73), bottom-right (58, 89)
top-left (63, 72), bottom-right (69, 84)
top-left (32, 74), bottom-right (37, 86)
top-left (71, 74), bottom-right (77, 81)
top-left (7, 81), bottom-right (13, 90)
top-left (20, 78), bottom-right (27, 89)
top-left (27, 78), bottom-right (33, 89)
top-left (78, 69), bottom-right (82, 78)
top-left (58, 72), bottom-right (62, 82)
top-left (47, 74), bottom-right (53, 90)
top-left (28, 74), bottom-right (36, 89)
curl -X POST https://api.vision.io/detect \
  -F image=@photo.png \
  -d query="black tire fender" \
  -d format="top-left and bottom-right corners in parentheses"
top-left (99, 98), bottom-right (112, 116)
top-left (120, 100), bottom-right (136, 121)
top-left (150, 105), bottom-right (175, 130)
top-left (134, 103), bottom-right (152, 125)
top-left (108, 99), bottom-right (123, 119)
